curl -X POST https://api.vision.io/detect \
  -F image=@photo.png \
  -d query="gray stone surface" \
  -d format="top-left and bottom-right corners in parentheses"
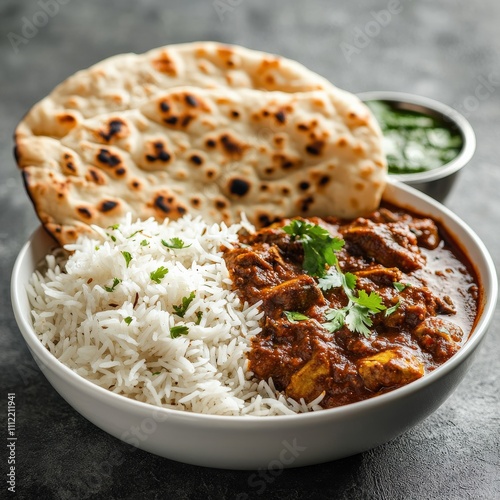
top-left (1, 0), bottom-right (499, 498)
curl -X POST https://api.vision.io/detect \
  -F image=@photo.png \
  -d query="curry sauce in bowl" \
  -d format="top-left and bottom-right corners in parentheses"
top-left (224, 195), bottom-right (479, 409)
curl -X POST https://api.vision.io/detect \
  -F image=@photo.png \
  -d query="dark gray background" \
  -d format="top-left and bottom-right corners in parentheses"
top-left (1, 1), bottom-right (499, 499)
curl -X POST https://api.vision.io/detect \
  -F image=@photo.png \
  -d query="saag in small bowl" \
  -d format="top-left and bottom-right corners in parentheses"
top-left (358, 91), bottom-right (476, 202)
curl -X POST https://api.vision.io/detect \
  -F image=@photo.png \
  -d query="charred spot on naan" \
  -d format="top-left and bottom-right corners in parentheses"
top-left (94, 147), bottom-right (128, 179)
top-left (143, 139), bottom-right (173, 166)
top-left (61, 153), bottom-right (80, 176)
top-left (98, 199), bottom-right (121, 214)
top-left (251, 102), bottom-right (294, 126)
top-left (203, 164), bottom-right (220, 181)
top-left (55, 112), bottom-right (79, 136)
top-left (156, 90), bottom-right (212, 130)
top-left (128, 178), bottom-right (143, 191)
top-left (227, 178), bottom-right (252, 198)
top-left (76, 205), bottom-right (94, 220)
top-left (202, 132), bottom-right (249, 162)
top-left (151, 191), bottom-right (188, 218)
top-left (215, 46), bottom-right (238, 68)
top-left (150, 50), bottom-right (178, 76)
top-left (86, 167), bottom-right (107, 185)
top-left (188, 152), bottom-right (205, 166)
top-left (97, 118), bottom-right (130, 143)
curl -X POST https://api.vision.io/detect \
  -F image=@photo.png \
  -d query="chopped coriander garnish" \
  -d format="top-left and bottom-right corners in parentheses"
top-left (393, 282), bottom-right (411, 292)
top-left (140, 239), bottom-right (149, 247)
top-left (195, 311), bottom-right (203, 325)
top-left (152, 371), bottom-right (161, 376)
top-left (324, 308), bottom-right (346, 333)
top-left (318, 269), bottom-right (343, 291)
top-left (95, 245), bottom-right (100, 251)
top-left (170, 325), bottom-right (189, 338)
top-left (107, 233), bottom-right (117, 242)
top-left (284, 311), bottom-right (309, 323)
top-left (150, 266), bottom-right (169, 284)
top-left (127, 230), bottom-right (143, 239)
top-left (343, 272), bottom-right (357, 290)
top-left (283, 220), bottom-right (403, 338)
top-left (108, 223), bottom-right (120, 230)
top-left (324, 287), bottom-right (387, 338)
top-left (124, 316), bottom-right (133, 325)
top-left (173, 292), bottom-right (196, 318)
top-left (162, 237), bottom-right (191, 249)
top-left (385, 301), bottom-right (400, 317)
top-left (121, 251), bottom-right (132, 267)
top-left (346, 290), bottom-right (386, 336)
top-left (299, 225), bottom-right (387, 338)
top-left (283, 220), bottom-right (344, 278)
top-left (104, 277), bottom-right (122, 292)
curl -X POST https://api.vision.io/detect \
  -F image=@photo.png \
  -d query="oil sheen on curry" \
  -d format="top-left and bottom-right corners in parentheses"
top-left (224, 205), bottom-right (479, 409)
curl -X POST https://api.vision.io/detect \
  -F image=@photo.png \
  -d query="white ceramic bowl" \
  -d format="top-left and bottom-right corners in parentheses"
top-left (11, 182), bottom-right (497, 470)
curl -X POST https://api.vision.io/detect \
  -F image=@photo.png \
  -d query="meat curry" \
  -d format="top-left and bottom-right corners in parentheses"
top-left (224, 205), bottom-right (479, 409)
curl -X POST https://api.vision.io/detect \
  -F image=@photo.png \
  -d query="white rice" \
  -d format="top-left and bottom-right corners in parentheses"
top-left (27, 214), bottom-right (324, 416)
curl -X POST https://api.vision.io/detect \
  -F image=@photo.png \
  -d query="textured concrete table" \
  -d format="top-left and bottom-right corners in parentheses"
top-left (1, 1), bottom-right (499, 498)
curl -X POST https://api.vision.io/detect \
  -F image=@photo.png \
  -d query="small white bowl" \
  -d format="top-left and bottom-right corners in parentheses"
top-left (11, 182), bottom-right (497, 469)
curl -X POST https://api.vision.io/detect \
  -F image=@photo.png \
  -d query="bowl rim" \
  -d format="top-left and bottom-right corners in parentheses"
top-left (357, 90), bottom-right (476, 184)
top-left (11, 181), bottom-right (497, 426)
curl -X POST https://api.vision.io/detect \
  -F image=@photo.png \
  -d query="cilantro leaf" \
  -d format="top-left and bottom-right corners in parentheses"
top-left (283, 220), bottom-right (343, 278)
top-left (354, 290), bottom-right (386, 313)
top-left (385, 301), bottom-right (401, 317)
top-left (162, 237), bottom-right (191, 249)
top-left (393, 281), bottom-right (410, 292)
top-left (284, 311), bottom-right (309, 323)
top-left (323, 288), bottom-right (387, 338)
top-left (104, 277), bottom-right (121, 292)
top-left (150, 266), bottom-right (169, 284)
top-left (127, 229), bottom-right (143, 239)
top-left (283, 220), bottom-right (391, 339)
top-left (343, 272), bottom-right (357, 291)
top-left (124, 316), bottom-right (133, 325)
top-left (170, 325), bottom-right (189, 338)
top-left (121, 251), bottom-right (132, 267)
top-left (323, 308), bottom-right (346, 332)
top-left (344, 305), bottom-right (373, 337)
top-left (108, 223), bottom-right (120, 230)
top-left (173, 292), bottom-right (196, 318)
top-left (318, 269), bottom-right (343, 291)
top-left (140, 239), bottom-right (148, 247)
top-left (195, 311), bottom-right (203, 325)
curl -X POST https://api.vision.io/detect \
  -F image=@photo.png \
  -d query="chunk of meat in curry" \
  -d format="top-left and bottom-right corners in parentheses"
top-left (223, 206), bottom-right (479, 409)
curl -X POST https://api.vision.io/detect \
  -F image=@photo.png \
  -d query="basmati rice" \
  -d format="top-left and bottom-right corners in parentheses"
top-left (28, 214), bottom-right (324, 416)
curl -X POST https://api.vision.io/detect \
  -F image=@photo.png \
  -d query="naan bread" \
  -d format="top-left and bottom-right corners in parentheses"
top-left (15, 42), bottom-right (386, 245)
top-left (16, 41), bottom-right (335, 140)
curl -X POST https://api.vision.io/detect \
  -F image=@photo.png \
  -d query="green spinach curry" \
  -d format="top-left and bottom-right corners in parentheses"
top-left (366, 100), bottom-right (463, 175)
